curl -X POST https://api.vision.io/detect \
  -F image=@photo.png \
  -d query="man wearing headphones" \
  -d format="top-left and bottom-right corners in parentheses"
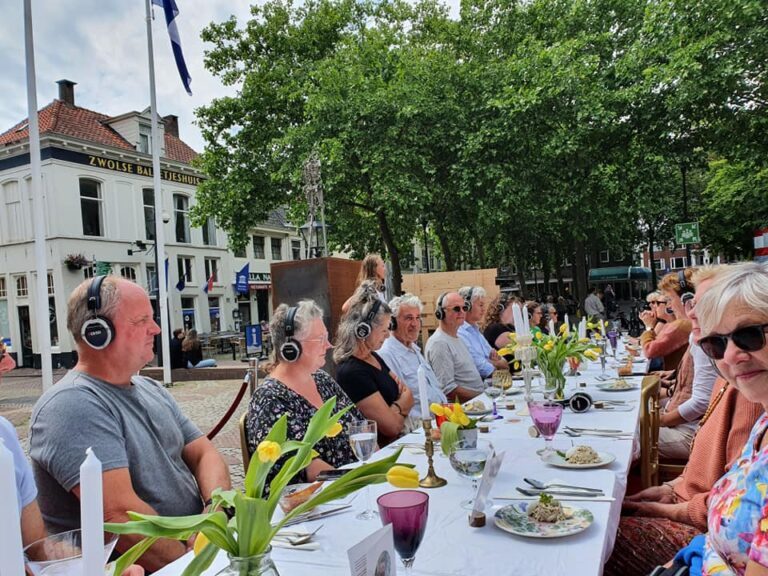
top-left (29, 277), bottom-right (230, 572)
top-left (456, 286), bottom-right (508, 379)
top-left (424, 292), bottom-right (483, 402)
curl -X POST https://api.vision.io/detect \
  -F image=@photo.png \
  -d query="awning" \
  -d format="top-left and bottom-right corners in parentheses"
top-left (588, 266), bottom-right (652, 282)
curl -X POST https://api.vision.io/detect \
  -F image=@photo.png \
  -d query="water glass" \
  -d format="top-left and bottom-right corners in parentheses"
top-left (448, 439), bottom-right (493, 510)
top-left (484, 379), bottom-right (503, 420)
top-left (377, 490), bottom-right (429, 576)
top-left (24, 529), bottom-right (118, 576)
top-left (349, 419), bottom-right (378, 520)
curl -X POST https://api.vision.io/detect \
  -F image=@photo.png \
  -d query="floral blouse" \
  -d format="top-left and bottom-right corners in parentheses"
top-left (245, 370), bottom-right (364, 490)
top-left (704, 412), bottom-right (768, 575)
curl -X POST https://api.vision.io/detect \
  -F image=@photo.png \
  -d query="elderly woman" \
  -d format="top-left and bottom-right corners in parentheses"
top-left (640, 273), bottom-right (692, 371)
top-left (335, 294), bottom-right (414, 446)
top-left (526, 301), bottom-right (544, 335)
top-left (245, 300), bottom-right (363, 487)
top-left (689, 261), bottom-right (768, 575)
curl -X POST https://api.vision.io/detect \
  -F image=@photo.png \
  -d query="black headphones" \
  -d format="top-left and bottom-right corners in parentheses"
top-left (356, 299), bottom-right (382, 340)
top-left (434, 292), bottom-right (448, 320)
top-left (80, 275), bottom-right (115, 350)
top-left (554, 392), bottom-right (594, 413)
top-left (389, 314), bottom-right (398, 331)
top-left (463, 287), bottom-right (475, 311)
top-left (677, 270), bottom-right (688, 293)
top-left (279, 306), bottom-right (302, 362)
top-left (497, 292), bottom-right (511, 313)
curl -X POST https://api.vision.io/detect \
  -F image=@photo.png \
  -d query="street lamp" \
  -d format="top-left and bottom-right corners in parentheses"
top-left (421, 218), bottom-right (430, 273)
top-left (298, 220), bottom-right (329, 258)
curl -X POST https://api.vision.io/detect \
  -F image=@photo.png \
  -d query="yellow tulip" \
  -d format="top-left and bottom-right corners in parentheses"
top-left (498, 346), bottom-right (515, 356)
top-left (535, 332), bottom-right (543, 340)
top-left (256, 440), bottom-right (282, 463)
top-left (578, 337), bottom-right (590, 343)
top-left (430, 403), bottom-right (446, 417)
top-left (325, 422), bottom-right (343, 438)
top-left (543, 341), bottom-right (554, 351)
top-left (458, 413), bottom-right (470, 427)
top-left (559, 323), bottom-right (567, 334)
top-left (584, 350), bottom-right (599, 361)
top-left (513, 361), bottom-right (520, 370)
top-left (386, 465), bottom-right (420, 488)
top-left (193, 533), bottom-right (210, 556)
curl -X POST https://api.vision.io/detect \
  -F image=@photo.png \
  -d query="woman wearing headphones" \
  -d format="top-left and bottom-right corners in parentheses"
top-left (481, 293), bottom-right (517, 350)
top-left (335, 292), bottom-right (415, 446)
top-left (245, 300), bottom-right (363, 489)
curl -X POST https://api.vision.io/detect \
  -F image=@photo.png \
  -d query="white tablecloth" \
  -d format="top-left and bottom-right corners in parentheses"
top-left (156, 354), bottom-right (645, 576)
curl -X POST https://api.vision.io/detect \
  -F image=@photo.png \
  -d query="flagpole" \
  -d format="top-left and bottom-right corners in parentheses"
top-left (24, 0), bottom-right (53, 390)
top-left (145, 0), bottom-right (172, 386)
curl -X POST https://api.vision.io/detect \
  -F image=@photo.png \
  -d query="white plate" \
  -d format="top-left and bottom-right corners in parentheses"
top-left (543, 450), bottom-right (616, 469)
top-left (596, 382), bottom-right (639, 392)
top-left (463, 403), bottom-right (492, 416)
top-left (494, 503), bottom-right (593, 538)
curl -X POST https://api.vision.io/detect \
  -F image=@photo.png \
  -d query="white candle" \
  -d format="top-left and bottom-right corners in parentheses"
top-left (417, 365), bottom-right (430, 421)
top-left (522, 305), bottom-right (530, 335)
top-left (511, 303), bottom-right (524, 336)
top-left (564, 314), bottom-right (570, 335)
top-left (0, 439), bottom-right (25, 576)
top-left (600, 317), bottom-right (606, 336)
top-left (80, 447), bottom-right (104, 576)
top-left (548, 320), bottom-right (555, 336)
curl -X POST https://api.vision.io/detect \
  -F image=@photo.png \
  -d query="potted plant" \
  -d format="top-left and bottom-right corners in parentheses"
top-left (106, 398), bottom-right (417, 575)
top-left (63, 253), bottom-right (90, 271)
top-left (430, 402), bottom-right (479, 454)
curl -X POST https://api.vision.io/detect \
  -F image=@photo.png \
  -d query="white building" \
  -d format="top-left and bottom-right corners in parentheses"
top-left (0, 80), bottom-right (303, 368)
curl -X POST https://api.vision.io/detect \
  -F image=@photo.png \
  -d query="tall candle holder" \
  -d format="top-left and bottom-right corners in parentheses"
top-left (419, 419), bottom-right (447, 488)
top-left (514, 334), bottom-right (537, 402)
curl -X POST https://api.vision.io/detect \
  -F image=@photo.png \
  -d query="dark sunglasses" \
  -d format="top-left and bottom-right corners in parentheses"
top-left (699, 323), bottom-right (768, 360)
top-left (447, 304), bottom-right (469, 313)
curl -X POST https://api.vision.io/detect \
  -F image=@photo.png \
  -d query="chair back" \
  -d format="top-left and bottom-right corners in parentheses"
top-left (239, 413), bottom-right (251, 472)
top-left (639, 374), bottom-right (661, 488)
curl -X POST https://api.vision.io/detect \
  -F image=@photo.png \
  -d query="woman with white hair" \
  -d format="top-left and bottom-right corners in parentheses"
top-left (686, 261), bottom-right (768, 575)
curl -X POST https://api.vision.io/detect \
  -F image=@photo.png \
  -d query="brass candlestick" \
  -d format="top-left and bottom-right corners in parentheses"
top-left (419, 419), bottom-right (447, 488)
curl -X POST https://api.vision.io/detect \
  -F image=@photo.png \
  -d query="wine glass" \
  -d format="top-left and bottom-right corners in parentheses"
top-left (24, 529), bottom-right (118, 576)
top-left (377, 490), bottom-right (429, 576)
top-left (448, 439), bottom-right (493, 510)
top-left (484, 378), bottom-right (503, 420)
top-left (607, 330), bottom-right (618, 358)
top-left (527, 393), bottom-right (563, 458)
top-left (349, 419), bottom-right (378, 520)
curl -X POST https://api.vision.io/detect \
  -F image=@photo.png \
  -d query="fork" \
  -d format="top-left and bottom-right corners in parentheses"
top-left (276, 524), bottom-right (324, 545)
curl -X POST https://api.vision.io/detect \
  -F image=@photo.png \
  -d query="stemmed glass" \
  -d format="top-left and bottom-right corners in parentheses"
top-left (24, 529), bottom-right (118, 576)
top-left (527, 392), bottom-right (563, 458)
top-left (448, 439), bottom-right (493, 510)
top-left (349, 419), bottom-right (379, 520)
top-left (607, 330), bottom-right (618, 358)
top-left (377, 490), bottom-right (429, 576)
top-left (484, 378), bottom-right (503, 420)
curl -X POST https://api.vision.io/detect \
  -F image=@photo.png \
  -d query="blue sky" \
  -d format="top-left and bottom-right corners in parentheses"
top-left (1, 0), bottom-right (459, 153)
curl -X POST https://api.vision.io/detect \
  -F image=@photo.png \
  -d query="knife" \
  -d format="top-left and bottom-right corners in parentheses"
top-left (565, 427), bottom-right (624, 433)
top-left (282, 504), bottom-right (352, 527)
top-left (516, 487), bottom-right (604, 498)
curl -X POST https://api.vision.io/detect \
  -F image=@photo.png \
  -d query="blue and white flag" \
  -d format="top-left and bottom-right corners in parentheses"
top-left (152, 0), bottom-right (192, 95)
top-left (236, 263), bottom-right (250, 295)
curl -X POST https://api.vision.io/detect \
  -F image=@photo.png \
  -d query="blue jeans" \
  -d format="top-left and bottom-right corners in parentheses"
top-left (188, 359), bottom-right (217, 368)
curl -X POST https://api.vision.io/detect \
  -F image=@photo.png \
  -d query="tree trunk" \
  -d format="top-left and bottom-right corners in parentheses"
top-left (542, 257), bottom-right (551, 298)
top-left (556, 265), bottom-right (564, 297)
top-left (476, 236), bottom-right (486, 269)
top-left (517, 266), bottom-right (528, 300)
top-left (376, 208), bottom-right (402, 296)
top-left (574, 240), bottom-right (588, 312)
top-left (434, 222), bottom-right (455, 271)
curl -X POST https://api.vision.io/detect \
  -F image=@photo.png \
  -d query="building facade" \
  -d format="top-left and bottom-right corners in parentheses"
top-left (0, 80), bottom-right (303, 367)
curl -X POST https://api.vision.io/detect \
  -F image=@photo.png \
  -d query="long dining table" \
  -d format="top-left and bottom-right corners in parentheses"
top-left (157, 346), bottom-right (647, 576)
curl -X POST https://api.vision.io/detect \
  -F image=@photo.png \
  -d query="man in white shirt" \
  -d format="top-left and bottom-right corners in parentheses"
top-left (457, 286), bottom-right (508, 378)
top-left (584, 286), bottom-right (605, 319)
top-left (378, 294), bottom-right (448, 420)
top-left (424, 292), bottom-right (483, 402)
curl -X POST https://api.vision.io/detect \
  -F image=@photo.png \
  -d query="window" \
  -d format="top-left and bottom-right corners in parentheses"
top-left (233, 245), bottom-right (246, 258)
top-left (271, 237), bottom-right (282, 260)
top-left (3, 180), bottom-right (24, 241)
top-left (143, 188), bottom-right (155, 241)
top-left (15, 275), bottom-right (28, 297)
top-left (83, 265), bottom-right (95, 279)
top-left (600, 250), bottom-right (610, 263)
top-left (147, 264), bottom-right (157, 295)
top-left (181, 297), bottom-right (196, 330)
top-left (177, 256), bottom-right (193, 284)
top-left (653, 258), bottom-right (665, 270)
top-left (202, 217), bottom-right (217, 246)
top-left (204, 258), bottom-right (219, 283)
top-left (208, 297), bottom-right (221, 332)
top-left (49, 296), bottom-right (59, 346)
top-left (252, 235), bottom-right (265, 259)
top-left (291, 240), bottom-right (301, 260)
top-left (0, 277), bottom-right (5, 298)
top-left (80, 179), bottom-right (103, 236)
top-left (47, 273), bottom-right (55, 295)
top-left (174, 194), bottom-right (190, 243)
top-left (615, 247), bottom-right (625, 261)
top-left (138, 124), bottom-right (152, 154)
top-left (672, 256), bottom-right (687, 269)
top-left (120, 266), bottom-right (137, 281)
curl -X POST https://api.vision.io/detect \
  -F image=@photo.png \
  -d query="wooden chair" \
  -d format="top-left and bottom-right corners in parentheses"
top-left (639, 374), bottom-right (661, 488)
top-left (239, 413), bottom-right (251, 472)
top-left (659, 459), bottom-right (687, 483)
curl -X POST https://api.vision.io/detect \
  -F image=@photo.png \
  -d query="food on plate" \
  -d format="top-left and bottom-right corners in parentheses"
top-left (527, 493), bottom-right (567, 523)
top-left (464, 400), bottom-right (487, 412)
top-left (563, 445), bottom-right (601, 465)
top-left (610, 379), bottom-right (632, 390)
top-left (278, 482), bottom-right (323, 513)
top-left (617, 362), bottom-right (633, 376)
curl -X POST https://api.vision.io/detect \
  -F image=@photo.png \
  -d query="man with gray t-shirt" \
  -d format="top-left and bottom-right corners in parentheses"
top-left (29, 277), bottom-right (230, 572)
top-left (425, 292), bottom-right (483, 402)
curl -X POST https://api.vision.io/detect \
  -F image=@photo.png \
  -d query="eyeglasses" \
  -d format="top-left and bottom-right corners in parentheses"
top-left (650, 301), bottom-right (668, 306)
top-left (681, 292), bottom-right (695, 312)
top-left (699, 324), bottom-right (768, 360)
top-left (301, 335), bottom-right (331, 345)
top-left (447, 304), bottom-right (469, 313)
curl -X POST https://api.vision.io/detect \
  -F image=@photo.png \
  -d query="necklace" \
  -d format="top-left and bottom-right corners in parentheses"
top-left (688, 382), bottom-right (730, 455)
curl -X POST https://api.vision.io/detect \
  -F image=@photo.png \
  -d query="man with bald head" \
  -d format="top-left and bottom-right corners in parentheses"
top-left (30, 276), bottom-right (230, 572)
top-left (425, 292), bottom-right (483, 402)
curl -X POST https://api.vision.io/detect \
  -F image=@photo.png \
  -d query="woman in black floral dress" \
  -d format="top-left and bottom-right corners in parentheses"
top-left (246, 300), bottom-right (363, 488)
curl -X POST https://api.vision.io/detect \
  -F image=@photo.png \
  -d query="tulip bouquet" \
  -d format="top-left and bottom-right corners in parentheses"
top-left (107, 397), bottom-right (416, 575)
top-left (430, 402), bottom-right (477, 456)
top-left (500, 328), bottom-right (601, 399)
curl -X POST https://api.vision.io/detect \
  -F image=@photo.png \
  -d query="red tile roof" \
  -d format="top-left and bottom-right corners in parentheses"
top-left (0, 99), bottom-right (198, 165)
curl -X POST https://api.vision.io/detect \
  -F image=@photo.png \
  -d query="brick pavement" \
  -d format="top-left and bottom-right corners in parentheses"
top-left (0, 369), bottom-right (249, 490)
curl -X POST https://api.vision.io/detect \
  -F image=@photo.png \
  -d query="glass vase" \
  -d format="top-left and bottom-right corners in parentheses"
top-left (217, 548), bottom-right (280, 576)
top-left (543, 368), bottom-right (566, 400)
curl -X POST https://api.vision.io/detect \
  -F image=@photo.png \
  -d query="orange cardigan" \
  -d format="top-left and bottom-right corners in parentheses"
top-left (640, 319), bottom-right (691, 371)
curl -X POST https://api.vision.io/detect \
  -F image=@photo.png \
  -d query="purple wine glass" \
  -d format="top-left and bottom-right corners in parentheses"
top-left (528, 399), bottom-right (563, 457)
top-left (377, 490), bottom-right (429, 576)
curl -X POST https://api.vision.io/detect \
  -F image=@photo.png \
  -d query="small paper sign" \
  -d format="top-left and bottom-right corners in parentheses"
top-left (471, 450), bottom-right (505, 520)
top-left (347, 523), bottom-right (396, 576)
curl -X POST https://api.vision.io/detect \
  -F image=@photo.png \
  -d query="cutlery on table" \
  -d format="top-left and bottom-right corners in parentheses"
top-left (565, 427), bottom-right (624, 433)
top-left (274, 524), bottom-right (324, 545)
top-left (523, 478), bottom-right (604, 493)
top-left (282, 505), bottom-right (351, 527)
top-left (516, 487), bottom-right (603, 498)
top-left (496, 494), bottom-right (616, 502)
